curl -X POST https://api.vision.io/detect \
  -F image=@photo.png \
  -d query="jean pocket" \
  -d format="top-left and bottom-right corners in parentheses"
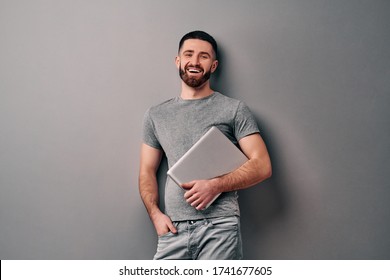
top-left (158, 222), bottom-right (180, 238)
top-left (158, 231), bottom-right (175, 238)
top-left (210, 216), bottom-right (239, 229)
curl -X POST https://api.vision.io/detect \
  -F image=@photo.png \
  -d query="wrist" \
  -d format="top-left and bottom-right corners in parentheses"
top-left (149, 206), bottom-right (163, 221)
top-left (210, 177), bottom-right (223, 193)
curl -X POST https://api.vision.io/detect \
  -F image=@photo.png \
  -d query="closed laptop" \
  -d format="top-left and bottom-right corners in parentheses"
top-left (167, 126), bottom-right (248, 208)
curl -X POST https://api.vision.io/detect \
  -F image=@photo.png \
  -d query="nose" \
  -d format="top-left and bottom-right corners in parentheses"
top-left (190, 55), bottom-right (200, 66)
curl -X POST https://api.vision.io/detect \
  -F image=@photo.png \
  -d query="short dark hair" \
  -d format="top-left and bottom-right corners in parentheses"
top-left (178, 30), bottom-right (218, 59)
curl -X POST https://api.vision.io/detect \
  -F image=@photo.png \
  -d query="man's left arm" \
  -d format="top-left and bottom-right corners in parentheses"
top-left (182, 133), bottom-right (272, 210)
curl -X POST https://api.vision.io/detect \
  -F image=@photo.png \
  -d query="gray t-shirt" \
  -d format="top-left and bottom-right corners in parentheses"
top-left (142, 92), bottom-right (260, 221)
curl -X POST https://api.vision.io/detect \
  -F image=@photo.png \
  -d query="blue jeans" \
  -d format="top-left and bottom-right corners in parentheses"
top-left (153, 216), bottom-right (243, 260)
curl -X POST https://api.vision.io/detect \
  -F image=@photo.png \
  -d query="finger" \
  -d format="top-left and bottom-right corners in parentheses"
top-left (167, 221), bottom-right (177, 234)
top-left (184, 186), bottom-right (197, 199)
top-left (184, 190), bottom-right (194, 199)
top-left (157, 225), bottom-right (170, 236)
top-left (185, 191), bottom-right (199, 202)
top-left (190, 197), bottom-right (203, 208)
top-left (196, 202), bottom-right (206, 211)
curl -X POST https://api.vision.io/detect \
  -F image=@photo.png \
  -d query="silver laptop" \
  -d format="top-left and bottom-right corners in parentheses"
top-left (167, 126), bottom-right (248, 208)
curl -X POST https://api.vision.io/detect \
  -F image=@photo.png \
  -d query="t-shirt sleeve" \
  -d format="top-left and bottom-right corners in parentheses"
top-left (234, 101), bottom-right (260, 141)
top-left (142, 109), bottom-right (162, 149)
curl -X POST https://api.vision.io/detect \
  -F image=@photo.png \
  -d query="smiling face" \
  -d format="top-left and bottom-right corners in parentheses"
top-left (176, 39), bottom-right (218, 88)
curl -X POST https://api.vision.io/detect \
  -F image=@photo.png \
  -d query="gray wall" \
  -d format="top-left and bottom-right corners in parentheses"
top-left (1, 0), bottom-right (389, 259)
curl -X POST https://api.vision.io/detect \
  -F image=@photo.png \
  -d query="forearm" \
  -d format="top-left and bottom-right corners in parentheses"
top-left (139, 172), bottom-right (177, 235)
top-left (138, 144), bottom-right (177, 235)
top-left (138, 173), bottom-right (162, 219)
top-left (212, 157), bottom-right (272, 193)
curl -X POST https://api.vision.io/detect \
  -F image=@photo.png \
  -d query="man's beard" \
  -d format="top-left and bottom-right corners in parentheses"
top-left (179, 64), bottom-right (212, 88)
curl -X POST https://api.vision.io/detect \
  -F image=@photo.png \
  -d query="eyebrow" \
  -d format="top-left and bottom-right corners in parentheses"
top-left (182, 50), bottom-right (211, 57)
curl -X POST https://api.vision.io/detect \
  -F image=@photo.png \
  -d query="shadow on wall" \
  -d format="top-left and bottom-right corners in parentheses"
top-left (239, 116), bottom-right (288, 259)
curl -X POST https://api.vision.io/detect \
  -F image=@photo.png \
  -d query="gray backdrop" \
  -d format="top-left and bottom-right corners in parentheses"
top-left (1, 0), bottom-right (389, 259)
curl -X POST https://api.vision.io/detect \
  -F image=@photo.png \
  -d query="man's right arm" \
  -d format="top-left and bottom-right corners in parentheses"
top-left (138, 143), bottom-right (177, 236)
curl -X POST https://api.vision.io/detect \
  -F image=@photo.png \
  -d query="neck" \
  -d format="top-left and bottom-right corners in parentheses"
top-left (180, 81), bottom-right (214, 100)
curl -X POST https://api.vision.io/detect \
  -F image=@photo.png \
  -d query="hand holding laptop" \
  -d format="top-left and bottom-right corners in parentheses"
top-left (181, 179), bottom-right (222, 210)
top-left (167, 126), bottom-right (248, 209)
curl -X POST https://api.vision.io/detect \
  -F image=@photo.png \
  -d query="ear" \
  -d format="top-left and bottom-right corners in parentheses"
top-left (211, 60), bottom-right (219, 73)
top-left (175, 56), bottom-right (180, 69)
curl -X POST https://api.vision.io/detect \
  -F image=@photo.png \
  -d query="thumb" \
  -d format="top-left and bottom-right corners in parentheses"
top-left (168, 221), bottom-right (178, 234)
top-left (181, 181), bottom-right (196, 189)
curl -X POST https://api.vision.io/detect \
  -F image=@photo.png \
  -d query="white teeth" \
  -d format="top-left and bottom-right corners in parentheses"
top-left (188, 69), bottom-right (201, 73)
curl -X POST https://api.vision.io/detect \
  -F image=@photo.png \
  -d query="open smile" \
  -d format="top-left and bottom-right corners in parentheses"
top-left (186, 67), bottom-right (203, 74)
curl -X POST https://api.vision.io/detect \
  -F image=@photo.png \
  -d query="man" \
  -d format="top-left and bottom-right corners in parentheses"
top-left (139, 30), bottom-right (272, 260)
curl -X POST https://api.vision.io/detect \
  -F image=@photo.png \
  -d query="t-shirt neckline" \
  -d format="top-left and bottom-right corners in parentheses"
top-left (177, 91), bottom-right (217, 102)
